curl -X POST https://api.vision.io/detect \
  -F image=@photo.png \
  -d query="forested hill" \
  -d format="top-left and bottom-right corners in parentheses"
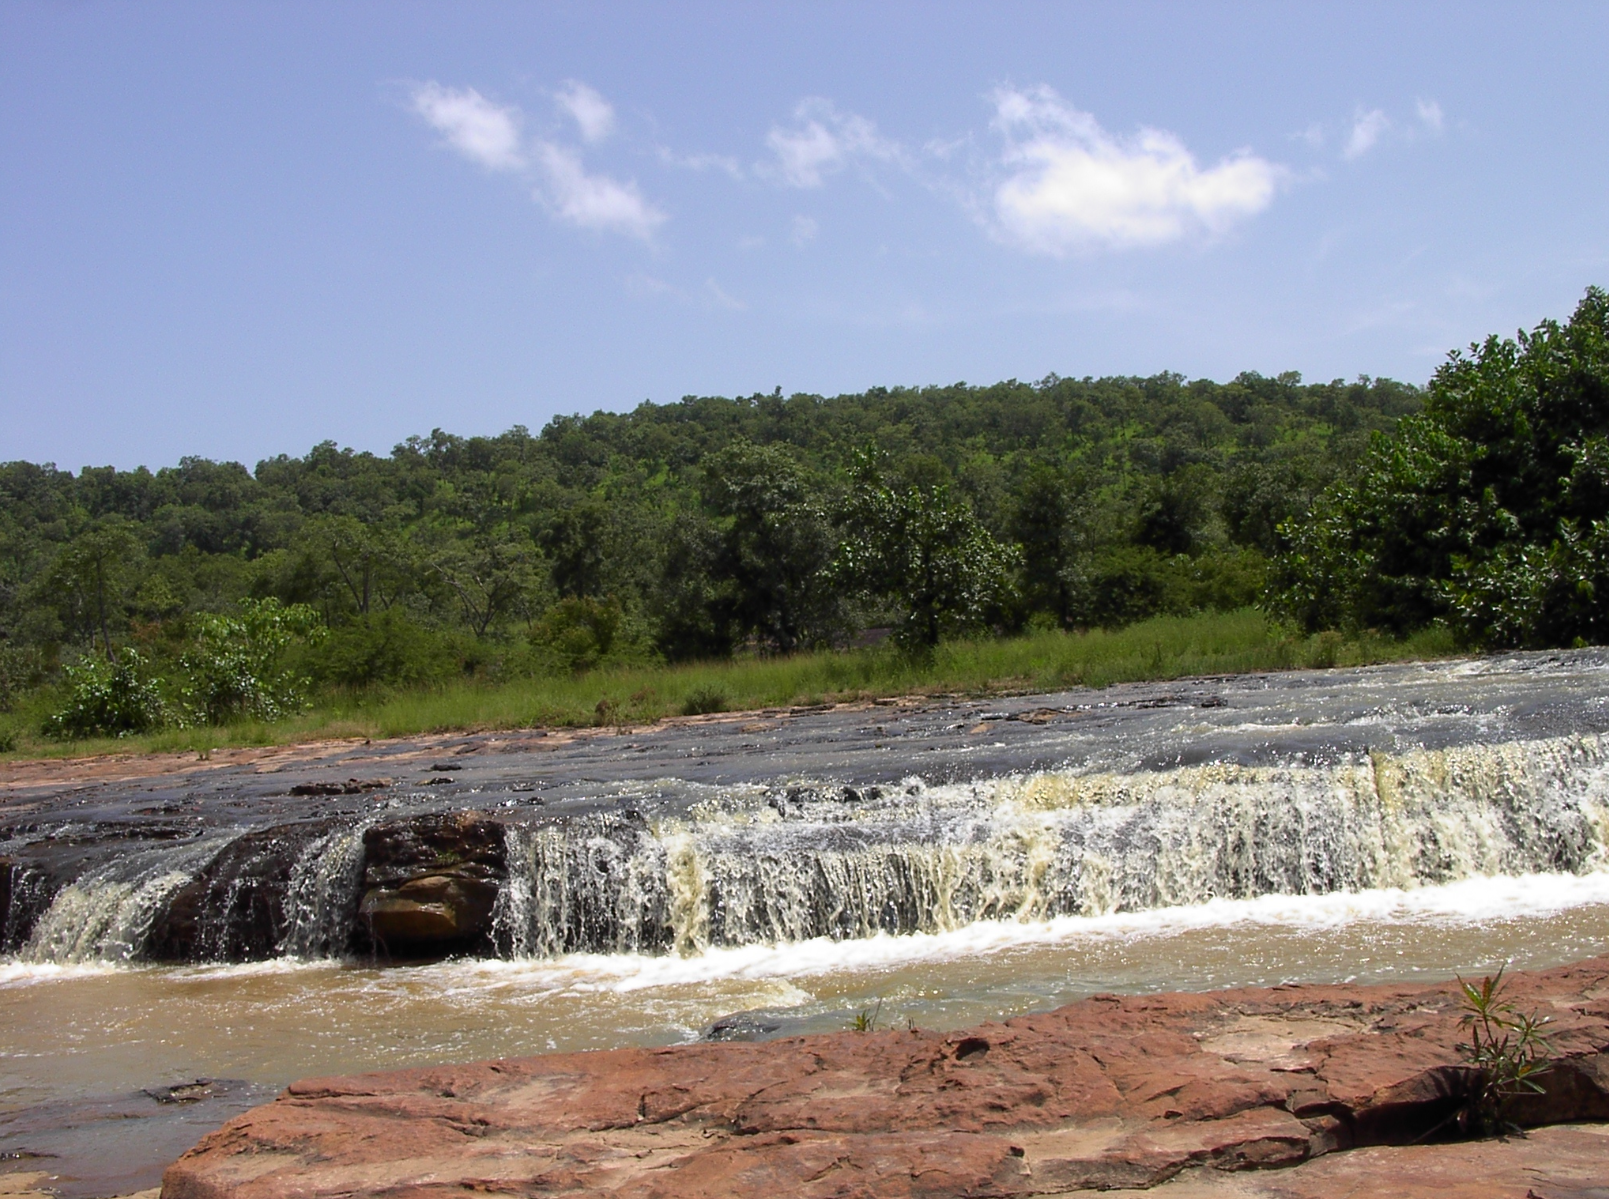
top-left (0, 370), bottom-right (1420, 700)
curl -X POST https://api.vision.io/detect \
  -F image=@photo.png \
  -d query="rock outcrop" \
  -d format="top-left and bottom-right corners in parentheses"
top-left (162, 957), bottom-right (1609, 1199)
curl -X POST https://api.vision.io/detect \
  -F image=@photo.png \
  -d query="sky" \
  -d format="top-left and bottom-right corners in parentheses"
top-left (3, 2), bottom-right (1607, 472)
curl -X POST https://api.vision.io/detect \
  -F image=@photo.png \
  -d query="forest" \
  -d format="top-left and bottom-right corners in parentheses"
top-left (3, 287), bottom-right (1606, 743)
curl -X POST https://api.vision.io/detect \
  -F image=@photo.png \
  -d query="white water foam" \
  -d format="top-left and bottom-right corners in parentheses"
top-left (432, 866), bottom-right (1609, 994)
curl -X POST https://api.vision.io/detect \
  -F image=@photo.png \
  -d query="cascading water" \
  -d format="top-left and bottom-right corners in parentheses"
top-left (278, 820), bottom-right (371, 958)
top-left (9, 731), bottom-right (1609, 967)
top-left (489, 734), bottom-right (1609, 959)
top-left (20, 835), bottom-right (238, 964)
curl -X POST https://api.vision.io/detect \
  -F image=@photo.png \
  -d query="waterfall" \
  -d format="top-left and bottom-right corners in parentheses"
top-left (278, 821), bottom-right (371, 959)
top-left (492, 733), bottom-right (1609, 959)
top-left (12, 732), bottom-right (1609, 967)
top-left (20, 836), bottom-right (235, 964)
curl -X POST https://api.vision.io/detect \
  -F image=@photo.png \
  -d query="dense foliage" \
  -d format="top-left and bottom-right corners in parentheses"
top-left (1272, 287), bottom-right (1609, 647)
top-left (1, 365), bottom-right (1425, 735)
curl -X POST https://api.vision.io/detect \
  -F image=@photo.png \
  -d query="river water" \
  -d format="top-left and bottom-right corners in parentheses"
top-left (5, 651), bottom-right (1609, 1194)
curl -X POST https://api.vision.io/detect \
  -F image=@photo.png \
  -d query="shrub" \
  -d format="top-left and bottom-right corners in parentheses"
top-left (44, 650), bottom-right (168, 739)
top-left (180, 598), bottom-right (323, 724)
top-left (0, 646), bottom-right (45, 713)
top-left (310, 609), bottom-right (456, 688)
top-left (530, 596), bottom-right (654, 675)
top-left (681, 686), bottom-right (728, 715)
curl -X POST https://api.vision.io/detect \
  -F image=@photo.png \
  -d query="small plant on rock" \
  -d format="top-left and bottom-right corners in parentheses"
top-left (850, 998), bottom-right (882, 1032)
top-left (1454, 965), bottom-right (1554, 1137)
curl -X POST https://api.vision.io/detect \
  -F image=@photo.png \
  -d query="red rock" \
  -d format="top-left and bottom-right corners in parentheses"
top-left (163, 957), bottom-right (1609, 1199)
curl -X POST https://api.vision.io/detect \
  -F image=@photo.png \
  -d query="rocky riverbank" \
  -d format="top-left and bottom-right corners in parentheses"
top-left (162, 956), bottom-right (1609, 1199)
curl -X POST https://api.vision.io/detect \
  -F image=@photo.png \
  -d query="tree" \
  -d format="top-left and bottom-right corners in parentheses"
top-left (833, 449), bottom-right (1019, 649)
top-left (39, 518), bottom-right (144, 659)
top-left (703, 441), bottom-right (842, 653)
top-left (428, 533), bottom-right (543, 639)
top-left (1009, 462), bottom-right (1086, 627)
top-left (1271, 287), bottom-right (1609, 646)
top-left (298, 515), bottom-right (417, 616)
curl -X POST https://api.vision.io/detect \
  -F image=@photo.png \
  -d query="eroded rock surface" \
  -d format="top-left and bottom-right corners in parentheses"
top-left (163, 957), bottom-right (1609, 1199)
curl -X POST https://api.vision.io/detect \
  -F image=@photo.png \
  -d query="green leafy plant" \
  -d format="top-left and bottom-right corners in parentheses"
top-left (180, 598), bottom-right (324, 724)
top-left (1454, 965), bottom-right (1554, 1137)
top-left (43, 649), bottom-right (168, 739)
top-left (851, 998), bottom-right (882, 1032)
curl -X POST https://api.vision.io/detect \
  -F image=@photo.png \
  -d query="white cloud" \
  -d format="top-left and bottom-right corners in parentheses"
top-left (987, 86), bottom-right (1280, 254)
top-left (764, 99), bottom-right (903, 188)
top-left (790, 214), bottom-right (818, 246)
top-left (657, 147), bottom-right (745, 179)
top-left (532, 143), bottom-right (665, 241)
top-left (554, 80), bottom-right (615, 143)
top-left (704, 279), bottom-right (746, 310)
top-left (1294, 122), bottom-right (1325, 149)
top-left (1343, 108), bottom-right (1390, 159)
top-left (410, 83), bottom-right (524, 171)
top-left (1416, 98), bottom-right (1445, 133)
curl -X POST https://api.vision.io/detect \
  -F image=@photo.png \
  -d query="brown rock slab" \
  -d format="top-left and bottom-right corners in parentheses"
top-left (163, 958), bottom-right (1609, 1199)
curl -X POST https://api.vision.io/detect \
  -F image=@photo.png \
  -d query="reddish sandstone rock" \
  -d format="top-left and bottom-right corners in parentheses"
top-left (162, 958), bottom-right (1609, 1199)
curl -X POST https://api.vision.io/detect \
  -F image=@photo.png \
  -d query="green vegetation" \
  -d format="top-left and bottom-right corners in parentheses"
top-left (1273, 287), bottom-right (1609, 646)
top-left (1452, 966), bottom-right (1554, 1138)
top-left (4, 288), bottom-right (1605, 757)
top-left (0, 612), bottom-right (1453, 759)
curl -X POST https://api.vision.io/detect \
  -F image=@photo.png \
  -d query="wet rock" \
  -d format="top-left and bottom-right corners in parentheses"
top-left (162, 956), bottom-right (1609, 1199)
top-left (702, 1011), bottom-right (785, 1042)
top-left (358, 874), bottom-right (497, 950)
top-left (146, 822), bottom-right (343, 962)
top-left (353, 811), bottom-right (506, 957)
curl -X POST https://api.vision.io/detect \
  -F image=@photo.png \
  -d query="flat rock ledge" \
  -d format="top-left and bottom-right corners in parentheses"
top-left (163, 958), bottom-right (1609, 1199)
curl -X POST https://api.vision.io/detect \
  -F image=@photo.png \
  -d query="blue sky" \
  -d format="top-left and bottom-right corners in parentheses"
top-left (3, 2), bottom-right (1606, 471)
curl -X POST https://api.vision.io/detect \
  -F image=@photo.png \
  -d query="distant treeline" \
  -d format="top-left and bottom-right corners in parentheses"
top-left (0, 367), bottom-right (1423, 717)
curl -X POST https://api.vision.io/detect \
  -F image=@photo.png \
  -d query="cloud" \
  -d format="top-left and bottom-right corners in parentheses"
top-left (704, 279), bottom-right (746, 310)
top-left (531, 143), bottom-right (665, 240)
top-left (408, 80), bottom-right (664, 242)
top-left (410, 83), bottom-right (524, 171)
top-left (1416, 98), bottom-right (1445, 133)
top-left (764, 99), bottom-right (903, 187)
top-left (554, 80), bottom-right (615, 143)
top-left (1343, 108), bottom-right (1390, 159)
top-left (987, 86), bottom-right (1280, 254)
top-left (790, 215), bottom-right (818, 246)
top-left (657, 147), bottom-right (745, 179)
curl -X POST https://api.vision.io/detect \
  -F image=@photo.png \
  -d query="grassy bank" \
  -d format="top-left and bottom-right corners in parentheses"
top-left (0, 611), bottom-right (1457, 761)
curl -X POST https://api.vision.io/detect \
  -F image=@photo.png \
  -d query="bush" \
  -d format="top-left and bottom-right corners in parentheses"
top-left (180, 598), bottom-right (323, 724)
top-left (681, 686), bottom-right (728, 715)
top-left (529, 596), bottom-right (655, 675)
top-left (309, 609), bottom-right (456, 688)
top-left (0, 646), bottom-right (45, 713)
top-left (44, 650), bottom-right (168, 739)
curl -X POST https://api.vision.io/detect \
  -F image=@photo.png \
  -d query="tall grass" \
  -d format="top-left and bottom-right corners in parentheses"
top-left (0, 611), bottom-right (1457, 761)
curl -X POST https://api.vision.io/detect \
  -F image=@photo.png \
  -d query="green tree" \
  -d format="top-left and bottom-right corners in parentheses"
top-left (38, 518), bottom-right (144, 659)
top-left (703, 441), bottom-right (842, 653)
top-left (299, 515), bottom-right (417, 616)
top-left (180, 598), bottom-right (324, 723)
top-left (833, 449), bottom-right (1019, 649)
top-left (1009, 462), bottom-right (1086, 627)
top-left (1271, 287), bottom-right (1609, 646)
